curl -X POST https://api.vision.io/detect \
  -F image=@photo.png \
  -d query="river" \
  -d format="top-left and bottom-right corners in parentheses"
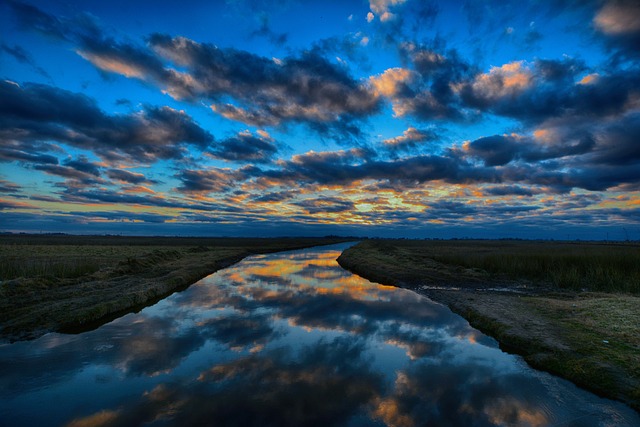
top-left (0, 242), bottom-right (638, 426)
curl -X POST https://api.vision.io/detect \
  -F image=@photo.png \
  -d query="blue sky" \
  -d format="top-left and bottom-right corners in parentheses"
top-left (1, 0), bottom-right (639, 239)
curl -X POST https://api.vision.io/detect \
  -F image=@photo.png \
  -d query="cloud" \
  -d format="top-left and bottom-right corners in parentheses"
top-left (249, 13), bottom-right (288, 46)
top-left (0, 180), bottom-right (22, 194)
top-left (253, 148), bottom-right (497, 189)
top-left (106, 169), bottom-right (158, 185)
top-left (176, 168), bottom-right (247, 194)
top-left (1, 43), bottom-right (52, 81)
top-left (293, 197), bottom-right (355, 214)
top-left (33, 156), bottom-right (104, 185)
top-left (368, 0), bottom-right (406, 22)
top-left (0, 80), bottom-right (212, 164)
top-left (378, 43), bottom-right (478, 121)
top-left (594, 0), bottom-right (640, 35)
top-left (382, 126), bottom-right (438, 154)
top-left (8, 2), bottom-right (380, 138)
top-left (208, 131), bottom-right (278, 163)
top-left (150, 34), bottom-right (380, 123)
top-left (370, 68), bottom-right (412, 97)
top-left (85, 31), bottom-right (381, 136)
top-left (463, 61), bottom-right (534, 104)
top-left (458, 58), bottom-right (639, 123)
top-left (594, 0), bottom-right (640, 60)
top-left (0, 198), bottom-right (37, 210)
top-left (68, 210), bottom-right (173, 223)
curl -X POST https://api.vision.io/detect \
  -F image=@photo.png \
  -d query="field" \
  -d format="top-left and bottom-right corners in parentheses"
top-left (0, 234), bottom-right (350, 342)
top-left (337, 239), bottom-right (640, 411)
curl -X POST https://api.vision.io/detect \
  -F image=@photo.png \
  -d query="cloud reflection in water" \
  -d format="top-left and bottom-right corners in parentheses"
top-left (1, 243), bottom-right (638, 426)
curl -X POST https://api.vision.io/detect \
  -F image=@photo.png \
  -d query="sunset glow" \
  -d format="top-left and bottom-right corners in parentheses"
top-left (1, 0), bottom-right (639, 238)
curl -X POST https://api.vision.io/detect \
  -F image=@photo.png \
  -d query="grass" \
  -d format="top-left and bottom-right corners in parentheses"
top-left (524, 294), bottom-right (640, 404)
top-left (431, 243), bottom-right (640, 293)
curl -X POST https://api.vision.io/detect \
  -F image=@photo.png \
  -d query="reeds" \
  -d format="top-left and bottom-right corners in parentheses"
top-left (432, 245), bottom-right (640, 293)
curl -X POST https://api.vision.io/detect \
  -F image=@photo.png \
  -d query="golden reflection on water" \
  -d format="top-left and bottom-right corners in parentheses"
top-left (4, 244), bottom-right (637, 427)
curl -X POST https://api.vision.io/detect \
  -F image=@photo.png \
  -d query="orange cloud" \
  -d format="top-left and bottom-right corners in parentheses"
top-left (77, 51), bottom-right (145, 78)
top-left (594, 1), bottom-right (640, 34)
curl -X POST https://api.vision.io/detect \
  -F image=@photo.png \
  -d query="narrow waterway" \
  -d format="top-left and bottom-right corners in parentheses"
top-left (1, 243), bottom-right (638, 426)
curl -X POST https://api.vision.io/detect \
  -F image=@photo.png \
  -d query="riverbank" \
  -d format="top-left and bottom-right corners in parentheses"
top-left (337, 239), bottom-right (640, 412)
top-left (0, 235), bottom-right (350, 342)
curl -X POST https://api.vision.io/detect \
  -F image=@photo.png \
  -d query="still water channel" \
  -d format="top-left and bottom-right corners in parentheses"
top-left (1, 243), bottom-right (638, 426)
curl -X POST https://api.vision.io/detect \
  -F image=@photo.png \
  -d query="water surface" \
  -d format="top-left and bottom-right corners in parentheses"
top-left (1, 243), bottom-right (638, 426)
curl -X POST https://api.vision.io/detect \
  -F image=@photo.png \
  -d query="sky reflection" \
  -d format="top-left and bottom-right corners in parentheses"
top-left (0, 243), bottom-right (638, 426)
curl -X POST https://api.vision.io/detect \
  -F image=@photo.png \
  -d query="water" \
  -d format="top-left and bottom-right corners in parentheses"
top-left (1, 243), bottom-right (638, 426)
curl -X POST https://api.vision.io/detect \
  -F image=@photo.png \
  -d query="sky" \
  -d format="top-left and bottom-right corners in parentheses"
top-left (1, 0), bottom-right (639, 239)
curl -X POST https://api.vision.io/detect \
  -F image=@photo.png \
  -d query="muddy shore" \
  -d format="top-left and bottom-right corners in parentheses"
top-left (337, 240), bottom-right (640, 412)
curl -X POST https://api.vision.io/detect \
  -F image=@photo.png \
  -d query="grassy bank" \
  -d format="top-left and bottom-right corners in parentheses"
top-left (337, 239), bottom-right (640, 411)
top-left (0, 235), bottom-right (350, 342)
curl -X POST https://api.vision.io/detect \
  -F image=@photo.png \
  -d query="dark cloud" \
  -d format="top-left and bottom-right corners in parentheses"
top-left (0, 142), bottom-right (59, 165)
top-left (176, 168), bottom-right (247, 194)
top-left (106, 169), bottom-right (157, 185)
top-left (293, 197), bottom-right (355, 214)
top-left (62, 156), bottom-right (101, 176)
top-left (0, 199), bottom-right (36, 210)
top-left (33, 165), bottom-right (104, 185)
top-left (8, 0), bottom-right (69, 40)
top-left (483, 185), bottom-right (538, 196)
top-left (0, 80), bottom-right (212, 164)
top-left (1, 43), bottom-right (52, 81)
top-left (249, 13), bottom-right (288, 46)
top-left (251, 190), bottom-right (296, 203)
top-left (148, 34), bottom-right (381, 126)
top-left (208, 132), bottom-right (278, 163)
top-left (465, 135), bottom-right (522, 166)
top-left (254, 148), bottom-right (498, 188)
top-left (588, 112), bottom-right (640, 166)
top-left (33, 156), bottom-right (104, 185)
top-left (0, 180), bottom-right (22, 194)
